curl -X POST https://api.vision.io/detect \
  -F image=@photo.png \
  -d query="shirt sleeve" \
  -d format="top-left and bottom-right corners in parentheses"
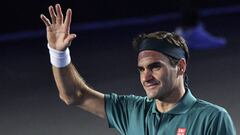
top-left (104, 93), bottom-right (144, 134)
top-left (207, 109), bottom-right (237, 135)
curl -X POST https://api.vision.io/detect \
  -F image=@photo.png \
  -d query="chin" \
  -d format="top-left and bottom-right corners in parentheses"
top-left (145, 87), bottom-right (160, 99)
top-left (146, 92), bottom-right (158, 100)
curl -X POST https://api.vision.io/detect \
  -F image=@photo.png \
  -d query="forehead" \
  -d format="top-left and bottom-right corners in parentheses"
top-left (138, 50), bottom-right (169, 65)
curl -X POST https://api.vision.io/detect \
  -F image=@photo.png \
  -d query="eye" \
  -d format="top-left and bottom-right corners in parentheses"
top-left (151, 66), bottom-right (161, 71)
top-left (149, 63), bottom-right (162, 71)
top-left (137, 67), bottom-right (144, 73)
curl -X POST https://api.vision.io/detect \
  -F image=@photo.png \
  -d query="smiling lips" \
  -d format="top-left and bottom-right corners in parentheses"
top-left (144, 82), bottom-right (159, 88)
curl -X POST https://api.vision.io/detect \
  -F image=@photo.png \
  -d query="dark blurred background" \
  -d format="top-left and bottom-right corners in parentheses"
top-left (0, 0), bottom-right (239, 135)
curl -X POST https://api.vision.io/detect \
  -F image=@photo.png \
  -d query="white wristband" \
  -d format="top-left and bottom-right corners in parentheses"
top-left (47, 44), bottom-right (71, 68)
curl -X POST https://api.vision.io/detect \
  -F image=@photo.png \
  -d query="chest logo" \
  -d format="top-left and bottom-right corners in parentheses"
top-left (176, 128), bottom-right (187, 135)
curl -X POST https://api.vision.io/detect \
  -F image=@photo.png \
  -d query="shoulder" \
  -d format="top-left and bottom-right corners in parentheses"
top-left (193, 99), bottom-right (236, 134)
top-left (104, 93), bottom-right (148, 106)
top-left (194, 99), bottom-right (227, 113)
top-left (191, 99), bottom-right (230, 120)
top-left (105, 93), bottom-right (146, 101)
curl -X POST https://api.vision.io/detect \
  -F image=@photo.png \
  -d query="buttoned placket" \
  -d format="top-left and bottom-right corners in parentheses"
top-left (145, 112), bottom-right (164, 135)
top-left (154, 113), bottom-right (164, 135)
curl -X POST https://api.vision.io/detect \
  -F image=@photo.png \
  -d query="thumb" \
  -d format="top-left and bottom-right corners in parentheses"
top-left (64, 34), bottom-right (77, 45)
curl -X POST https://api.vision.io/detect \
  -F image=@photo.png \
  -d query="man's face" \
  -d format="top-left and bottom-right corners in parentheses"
top-left (137, 50), bottom-right (179, 100)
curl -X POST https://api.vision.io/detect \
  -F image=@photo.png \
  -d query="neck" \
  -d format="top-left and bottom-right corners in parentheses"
top-left (156, 85), bottom-right (186, 113)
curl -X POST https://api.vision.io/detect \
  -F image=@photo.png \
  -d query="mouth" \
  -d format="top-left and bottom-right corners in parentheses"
top-left (145, 83), bottom-right (159, 89)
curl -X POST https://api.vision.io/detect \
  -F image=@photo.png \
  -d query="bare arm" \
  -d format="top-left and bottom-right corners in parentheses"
top-left (40, 4), bottom-right (105, 118)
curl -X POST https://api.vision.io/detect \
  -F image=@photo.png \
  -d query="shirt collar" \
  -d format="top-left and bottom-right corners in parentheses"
top-left (151, 89), bottom-right (197, 114)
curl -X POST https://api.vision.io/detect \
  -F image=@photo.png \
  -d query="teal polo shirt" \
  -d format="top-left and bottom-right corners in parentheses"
top-left (104, 89), bottom-right (236, 135)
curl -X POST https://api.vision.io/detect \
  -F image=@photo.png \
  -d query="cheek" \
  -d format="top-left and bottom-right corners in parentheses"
top-left (139, 73), bottom-right (143, 81)
top-left (154, 70), bottom-right (167, 81)
top-left (163, 69), bottom-right (178, 84)
top-left (140, 74), bottom-right (145, 84)
top-left (153, 70), bottom-right (172, 87)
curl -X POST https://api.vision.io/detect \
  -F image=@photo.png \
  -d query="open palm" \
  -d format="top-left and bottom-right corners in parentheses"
top-left (40, 4), bottom-right (76, 51)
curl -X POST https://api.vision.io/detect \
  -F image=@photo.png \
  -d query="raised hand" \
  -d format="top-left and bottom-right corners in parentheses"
top-left (40, 4), bottom-right (76, 51)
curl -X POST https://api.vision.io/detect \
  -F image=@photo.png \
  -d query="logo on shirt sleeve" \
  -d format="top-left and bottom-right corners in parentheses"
top-left (176, 128), bottom-right (187, 135)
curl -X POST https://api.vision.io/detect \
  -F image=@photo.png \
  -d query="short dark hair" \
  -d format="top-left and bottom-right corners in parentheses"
top-left (132, 31), bottom-right (190, 65)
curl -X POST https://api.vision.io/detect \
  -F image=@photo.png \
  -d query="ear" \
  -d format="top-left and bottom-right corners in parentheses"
top-left (177, 58), bottom-right (187, 76)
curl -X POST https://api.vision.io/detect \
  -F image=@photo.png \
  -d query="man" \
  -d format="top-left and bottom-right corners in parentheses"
top-left (40, 4), bottom-right (236, 135)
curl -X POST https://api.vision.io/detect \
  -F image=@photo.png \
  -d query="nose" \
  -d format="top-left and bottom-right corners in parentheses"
top-left (141, 69), bottom-right (153, 83)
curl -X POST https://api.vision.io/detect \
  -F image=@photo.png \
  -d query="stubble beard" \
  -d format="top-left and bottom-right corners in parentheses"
top-left (145, 86), bottom-right (170, 101)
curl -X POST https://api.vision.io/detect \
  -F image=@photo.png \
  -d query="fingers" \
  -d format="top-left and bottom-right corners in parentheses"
top-left (64, 34), bottom-right (77, 45)
top-left (64, 9), bottom-right (72, 33)
top-left (49, 6), bottom-right (57, 24)
top-left (55, 4), bottom-right (63, 24)
top-left (40, 14), bottom-right (51, 27)
top-left (41, 3), bottom-right (73, 34)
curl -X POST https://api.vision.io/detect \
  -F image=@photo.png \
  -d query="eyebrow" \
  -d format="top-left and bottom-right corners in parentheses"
top-left (137, 62), bottom-right (163, 69)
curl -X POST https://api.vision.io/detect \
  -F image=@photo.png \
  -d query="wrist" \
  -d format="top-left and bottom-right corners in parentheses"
top-left (48, 44), bottom-right (71, 68)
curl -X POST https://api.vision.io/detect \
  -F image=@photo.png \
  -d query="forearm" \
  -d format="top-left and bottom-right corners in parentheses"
top-left (52, 63), bottom-right (106, 118)
top-left (52, 63), bottom-right (88, 105)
